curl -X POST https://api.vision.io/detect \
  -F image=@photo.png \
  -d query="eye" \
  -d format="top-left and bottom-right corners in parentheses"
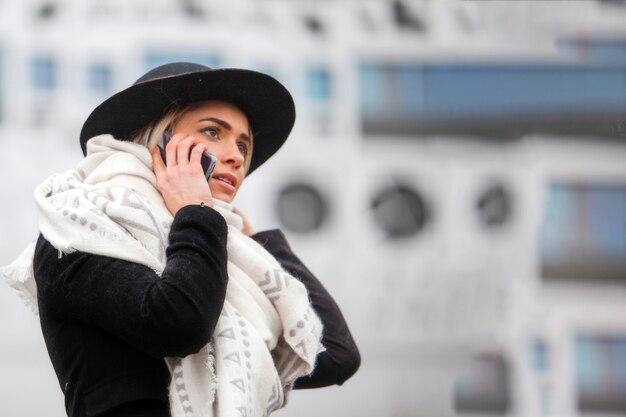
top-left (202, 126), bottom-right (219, 138)
top-left (238, 142), bottom-right (250, 157)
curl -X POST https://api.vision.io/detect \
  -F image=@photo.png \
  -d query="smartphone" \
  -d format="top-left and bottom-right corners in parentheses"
top-left (159, 131), bottom-right (217, 180)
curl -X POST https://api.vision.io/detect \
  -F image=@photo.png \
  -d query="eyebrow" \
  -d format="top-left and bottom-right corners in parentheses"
top-left (200, 117), bottom-right (252, 144)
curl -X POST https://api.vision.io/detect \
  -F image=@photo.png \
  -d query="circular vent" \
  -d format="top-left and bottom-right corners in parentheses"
top-left (371, 184), bottom-right (428, 239)
top-left (476, 184), bottom-right (512, 228)
top-left (276, 182), bottom-right (329, 234)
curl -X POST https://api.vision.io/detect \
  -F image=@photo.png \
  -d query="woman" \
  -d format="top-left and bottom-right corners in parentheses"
top-left (2, 62), bottom-right (360, 417)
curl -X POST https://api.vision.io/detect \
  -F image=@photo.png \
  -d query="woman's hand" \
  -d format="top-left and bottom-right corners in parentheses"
top-left (152, 133), bottom-right (214, 216)
top-left (233, 207), bottom-right (256, 236)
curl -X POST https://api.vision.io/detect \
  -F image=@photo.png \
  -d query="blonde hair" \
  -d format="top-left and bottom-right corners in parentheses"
top-left (131, 107), bottom-right (185, 150)
top-left (131, 103), bottom-right (254, 174)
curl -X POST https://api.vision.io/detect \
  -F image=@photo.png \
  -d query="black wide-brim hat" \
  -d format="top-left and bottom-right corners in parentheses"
top-left (80, 62), bottom-right (296, 174)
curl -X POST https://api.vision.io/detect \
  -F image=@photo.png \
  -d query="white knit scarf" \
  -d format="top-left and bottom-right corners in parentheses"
top-left (0, 135), bottom-right (324, 417)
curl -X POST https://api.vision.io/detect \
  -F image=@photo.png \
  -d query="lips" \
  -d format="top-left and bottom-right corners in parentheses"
top-left (212, 172), bottom-right (238, 190)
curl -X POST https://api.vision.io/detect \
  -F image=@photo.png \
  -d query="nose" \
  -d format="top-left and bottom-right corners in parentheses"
top-left (220, 140), bottom-right (244, 168)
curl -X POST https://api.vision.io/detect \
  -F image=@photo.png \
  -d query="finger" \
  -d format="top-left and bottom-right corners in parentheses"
top-left (165, 132), bottom-right (187, 167)
top-left (189, 142), bottom-right (207, 168)
top-left (177, 136), bottom-right (196, 166)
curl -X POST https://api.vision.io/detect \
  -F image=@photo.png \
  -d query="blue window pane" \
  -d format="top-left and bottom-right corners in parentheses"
top-left (143, 53), bottom-right (219, 72)
top-left (87, 63), bottom-right (112, 93)
top-left (576, 336), bottom-right (603, 395)
top-left (587, 186), bottom-right (626, 258)
top-left (540, 182), bottom-right (626, 282)
top-left (541, 184), bottom-right (575, 262)
top-left (396, 65), bottom-right (424, 117)
top-left (453, 352), bottom-right (510, 413)
top-left (425, 65), bottom-right (626, 118)
top-left (531, 340), bottom-right (548, 373)
top-left (305, 67), bottom-right (331, 102)
top-left (359, 64), bottom-right (388, 117)
top-left (576, 335), bottom-right (626, 411)
top-left (32, 56), bottom-right (56, 90)
top-left (617, 339), bottom-right (626, 390)
top-left (359, 61), bottom-right (626, 138)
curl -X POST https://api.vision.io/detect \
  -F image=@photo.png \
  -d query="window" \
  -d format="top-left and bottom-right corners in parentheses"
top-left (32, 55), bottom-right (57, 90)
top-left (305, 67), bottom-right (331, 102)
top-left (87, 62), bottom-right (112, 94)
top-left (359, 61), bottom-right (626, 139)
top-left (541, 182), bottom-right (626, 282)
top-left (576, 335), bottom-right (626, 411)
top-left (359, 62), bottom-right (424, 133)
top-left (454, 352), bottom-right (511, 413)
top-left (359, 63), bottom-right (392, 118)
top-left (531, 339), bottom-right (548, 373)
top-left (304, 66), bottom-right (333, 132)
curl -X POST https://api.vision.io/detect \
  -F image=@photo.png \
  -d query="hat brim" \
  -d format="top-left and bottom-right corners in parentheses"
top-left (80, 68), bottom-right (295, 174)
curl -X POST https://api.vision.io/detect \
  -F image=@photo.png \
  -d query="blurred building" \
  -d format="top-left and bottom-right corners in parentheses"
top-left (1, 1), bottom-right (626, 416)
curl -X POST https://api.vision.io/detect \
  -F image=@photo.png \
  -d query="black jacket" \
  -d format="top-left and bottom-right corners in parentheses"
top-left (34, 205), bottom-right (360, 417)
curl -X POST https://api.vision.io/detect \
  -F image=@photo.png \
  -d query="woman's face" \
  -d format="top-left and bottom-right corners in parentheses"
top-left (173, 100), bottom-right (252, 203)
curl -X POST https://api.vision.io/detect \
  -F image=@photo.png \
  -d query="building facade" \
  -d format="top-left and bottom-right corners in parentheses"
top-left (1, 1), bottom-right (626, 416)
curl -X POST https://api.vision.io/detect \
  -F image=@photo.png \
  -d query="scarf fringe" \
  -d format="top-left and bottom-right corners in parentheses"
top-left (202, 343), bottom-right (218, 415)
top-left (4, 275), bottom-right (39, 315)
top-left (0, 241), bottom-right (38, 315)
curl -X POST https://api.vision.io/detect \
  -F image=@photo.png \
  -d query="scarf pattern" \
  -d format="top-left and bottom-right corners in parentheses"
top-left (1, 135), bottom-right (324, 417)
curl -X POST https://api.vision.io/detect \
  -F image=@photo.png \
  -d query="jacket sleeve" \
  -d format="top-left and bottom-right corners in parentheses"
top-left (251, 229), bottom-right (361, 388)
top-left (34, 205), bottom-right (229, 358)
